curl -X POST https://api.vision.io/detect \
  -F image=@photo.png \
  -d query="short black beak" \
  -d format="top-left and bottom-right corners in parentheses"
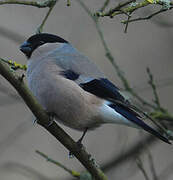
top-left (20, 41), bottom-right (32, 54)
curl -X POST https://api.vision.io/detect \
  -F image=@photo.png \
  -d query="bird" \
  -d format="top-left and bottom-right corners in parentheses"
top-left (20, 33), bottom-right (170, 144)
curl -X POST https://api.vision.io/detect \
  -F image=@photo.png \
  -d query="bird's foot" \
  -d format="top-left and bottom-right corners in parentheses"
top-left (76, 139), bottom-right (84, 149)
top-left (18, 74), bottom-right (25, 82)
top-left (32, 112), bottom-right (55, 127)
top-left (46, 112), bottom-right (56, 127)
top-left (69, 151), bottom-right (75, 158)
top-left (68, 128), bottom-right (88, 158)
top-left (68, 140), bottom-right (85, 159)
top-left (32, 118), bottom-right (38, 125)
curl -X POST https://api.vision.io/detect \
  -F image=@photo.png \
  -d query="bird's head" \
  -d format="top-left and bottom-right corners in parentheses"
top-left (20, 33), bottom-right (68, 58)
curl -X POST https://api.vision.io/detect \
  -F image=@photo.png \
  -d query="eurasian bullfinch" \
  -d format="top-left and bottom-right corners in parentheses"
top-left (20, 33), bottom-right (170, 144)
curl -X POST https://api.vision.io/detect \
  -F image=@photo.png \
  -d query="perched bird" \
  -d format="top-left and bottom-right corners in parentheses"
top-left (20, 33), bottom-right (170, 144)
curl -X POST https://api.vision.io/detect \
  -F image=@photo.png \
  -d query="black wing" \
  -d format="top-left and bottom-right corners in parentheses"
top-left (79, 78), bottom-right (170, 144)
top-left (80, 78), bottom-right (126, 102)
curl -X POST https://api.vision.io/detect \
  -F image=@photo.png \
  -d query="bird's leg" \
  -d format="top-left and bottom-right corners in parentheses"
top-left (76, 128), bottom-right (88, 148)
top-left (46, 112), bottom-right (56, 127)
top-left (69, 128), bottom-right (88, 158)
top-left (32, 118), bottom-right (38, 125)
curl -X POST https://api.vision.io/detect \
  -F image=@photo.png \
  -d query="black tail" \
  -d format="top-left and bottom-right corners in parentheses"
top-left (109, 103), bottom-right (171, 144)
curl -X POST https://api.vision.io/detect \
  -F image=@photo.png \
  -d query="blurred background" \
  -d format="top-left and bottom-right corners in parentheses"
top-left (0, 0), bottom-right (173, 179)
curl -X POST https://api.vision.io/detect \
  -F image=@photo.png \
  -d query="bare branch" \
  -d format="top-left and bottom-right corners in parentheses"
top-left (0, 59), bottom-right (108, 180)
top-left (96, 0), bottom-right (135, 18)
top-left (146, 67), bottom-right (162, 111)
top-left (124, 12), bottom-right (132, 33)
top-left (136, 156), bottom-right (150, 180)
top-left (37, 0), bottom-right (58, 33)
top-left (99, 0), bottom-right (110, 13)
top-left (96, 0), bottom-right (173, 18)
top-left (36, 150), bottom-right (80, 178)
top-left (0, 0), bottom-right (58, 34)
top-left (122, 7), bottom-right (172, 24)
top-left (147, 149), bottom-right (158, 180)
top-left (0, 0), bottom-right (56, 8)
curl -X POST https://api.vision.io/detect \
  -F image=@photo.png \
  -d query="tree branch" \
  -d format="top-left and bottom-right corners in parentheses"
top-left (96, 0), bottom-right (150, 18)
top-left (122, 7), bottom-right (172, 24)
top-left (0, 0), bottom-right (56, 8)
top-left (96, 0), bottom-right (173, 18)
top-left (99, 0), bottom-right (110, 13)
top-left (136, 156), bottom-right (150, 180)
top-left (37, 0), bottom-right (58, 33)
top-left (0, 59), bottom-right (108, 180)
top-left (36, 150), bottom-right (80, 178)
top-left (147, 149), bottom-right (158, 180)
top-left (146, 67), bottom-right (162, 111)
top-left (96, 0), bottom-right (135, 18)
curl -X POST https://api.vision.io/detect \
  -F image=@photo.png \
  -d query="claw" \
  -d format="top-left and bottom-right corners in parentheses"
top-left (47, 112), bottom-right (55, 127)
top-left (32, 118), bottom-right (38, 125)
top-left (18, 74), bottom-right (25, 82)
top-left (68, 151), bottom-right (75, 159)
top-left (68, 128), bottom-right (88, 158)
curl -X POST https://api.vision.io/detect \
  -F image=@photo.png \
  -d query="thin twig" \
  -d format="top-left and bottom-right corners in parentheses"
top-left (146, 67), bottom-right (162, 111)
top-left (124, 12), bottom-right (132, 33)
top-left (100, 0), bottom-right (173, 18)
top-left (122, 7), bottom-right (172, 24)
top-left (96, 0), bottom-right (150, 17)
top-left (0, 0), bottom-right (55, 8)
top-left (37, 0), bottom-right (58, 33)
top-left (99, 0), bottom-right (110, 13)
top-left (136, 156), bottom-right (150, 180)
top-left (0, 0), bottom-right (58, 34)
top-left (150, 111), bottom-right (173, 122)
top-left (133, 77), bottom-right (173, 93)
top-left (96, 0), bottom-right (135, 17)
top-left (36, 150), bottom-right (80, 178)
top-left (147, 149), bottom-right (158, 180)
top-left (141, 137), bottom-right (158, 180)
